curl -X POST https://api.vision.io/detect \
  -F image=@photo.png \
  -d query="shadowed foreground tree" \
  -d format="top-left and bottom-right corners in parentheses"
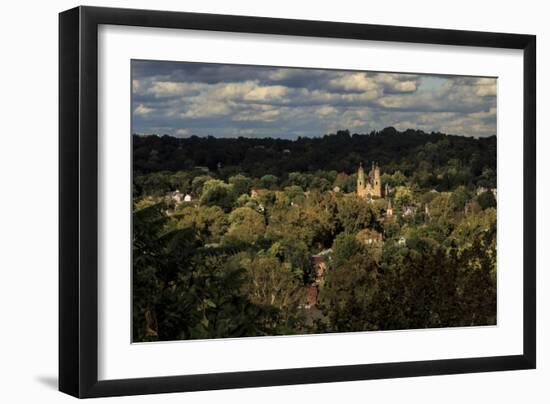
top-left (133, 203), bottom-right (281, 342)
top-left (318, 241), bottom-right (380, 332)
top-left (236, 253), bottom-right (306, 333)
top-left (317, 228), bottom-right (496, 333)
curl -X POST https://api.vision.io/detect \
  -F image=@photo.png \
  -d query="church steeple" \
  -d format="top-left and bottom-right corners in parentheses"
top-left (386, 199), bottom-right (393, 217)
top-left (373, 163), bottom-right (381, 196)
top-left (357, 163), bottom-right (366, 197)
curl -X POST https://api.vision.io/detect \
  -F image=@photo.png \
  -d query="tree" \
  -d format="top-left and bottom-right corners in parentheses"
top-left (238, 254), bottom-right (305, 328)
top-left (318, 241), bottom-right (379, 332)
top-left (267, 195), bottom-right (334, 249)
top-left (174, 205), bottom-right (228, 244)
top-left (133, 202), bottom-right (278, 342)
top-left (477, 168), bottom-right (496, 188)
top-left (427, 192), bottom-right (454, 223)
top-left (200, 179), bottom-right (236, 211)
top-left (331, 233), bottom-right (362, 268)
top-left (391, 170), bottom-right (407, 186)
top-left (336, 195), bottom-right (378, 233)
top-left (134, 172), bottom-right (172, 196)
top-left (394, 186), bottom-right (413, 208)
top-left (309, 175), bottom-right (331, 192)
top-left (332, 172), bottom-right (354, 193)
top-left (133, 203), bottom-right (169, 341)
top-left (448, 208), bottom-right (497, 325)
top-left (287, 172), bottom-right (310, 189)
top-left (450, 185), bottom-right (472, 211)
top-left (373, 237), bottom-right (460, 330)
top-left (382, 170), bottom-right (406, 188)
top-left (259, 174), bottom-right (279, 190)
top-left (266, 237), bottom-right (310, 280)
top-left (223, 207), bottom-right (266, 245)
top-left (283, 185), bottom-right (305, 203)
top-left (168, 171), bottom-right (192, 193)
top-left (191, 175), bottom-right (214, 197)
top-left (229, 174), bottom-right (252, 196)
top-left (477, 190), bottom-right (496, 210)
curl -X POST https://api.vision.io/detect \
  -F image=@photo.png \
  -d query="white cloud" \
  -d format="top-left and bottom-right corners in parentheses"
top-left (329, 73), bottom-right (379, 93)
top-left (474, 79), bottom-right (497, 96)
top-left (244, 85), bottom-right (287, 101)
top-left (134, 104), bottom-right (154, 116)
top-left (175, 128), bottom-right (190, 136)
top-left (211, 81), bottom-right (288, 102)
top-left (233, 107), bottom-right (282, 122)
top-left (267, 69), bottom-right (290, 81)
top-left (132, 61), bottom-right (497, 138)
top-left (374, 73), bottom-right (418, 93)
top-left (132, 80), bottom-right (141, 93)
top-left (149, 81), bottom-right (204, 97)
top-left (316, 106), bottom-right (338, 117)
top-left (180, 101), bottom-right (232, 118)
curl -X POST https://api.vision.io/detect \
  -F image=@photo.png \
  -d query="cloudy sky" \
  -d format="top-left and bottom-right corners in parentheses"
top-left (132, 60), bottom-right (497, 139)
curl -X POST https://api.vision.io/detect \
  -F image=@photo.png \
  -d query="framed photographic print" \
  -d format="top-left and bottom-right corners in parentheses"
top-left (59, 6), bottom-right (536, 398)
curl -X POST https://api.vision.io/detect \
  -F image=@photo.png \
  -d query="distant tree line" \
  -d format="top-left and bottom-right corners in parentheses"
top-left (133, 127), bottom-right (496, 191)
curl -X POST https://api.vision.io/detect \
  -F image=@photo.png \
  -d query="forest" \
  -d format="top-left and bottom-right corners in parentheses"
top-left (132, 127), bottom-right (497, 342)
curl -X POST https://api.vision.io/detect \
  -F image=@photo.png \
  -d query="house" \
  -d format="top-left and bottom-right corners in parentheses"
top-left (304, 285), bottom-right (318, 309)
top-left (250, 188), bottom-right (266, 198)
top-left (311, 255), bottom-right (327, 284)
top-left (310, 249), bottom-right (332, 284)
top-left (300, 249), bottom-right (332, 309)
top-left (169, 190), bottom-right (193, 205)
top-left (356, 229), bottom-right (383, 245)
top-left (171, 190), bottom-right (185, 204)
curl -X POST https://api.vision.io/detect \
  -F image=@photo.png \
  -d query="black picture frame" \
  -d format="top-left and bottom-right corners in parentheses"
top-left (59, 5), bottom-right (536, 398)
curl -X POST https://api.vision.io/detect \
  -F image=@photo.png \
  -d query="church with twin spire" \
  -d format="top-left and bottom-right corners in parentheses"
top-left (356, 162), bottom-right (382, 198)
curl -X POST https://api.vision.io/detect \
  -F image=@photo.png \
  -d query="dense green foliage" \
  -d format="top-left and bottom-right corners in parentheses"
top-left (133, 127), bottom-right (496, 189)
top-left (133, 128), bottom-right (497, 342)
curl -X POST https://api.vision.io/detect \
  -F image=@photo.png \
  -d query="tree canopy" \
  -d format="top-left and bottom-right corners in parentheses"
top-left (133, 128), bottom-right (497, 341)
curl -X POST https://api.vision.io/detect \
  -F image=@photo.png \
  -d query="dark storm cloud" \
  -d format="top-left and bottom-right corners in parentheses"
top-left (131, 60), bottom-right (496, 139)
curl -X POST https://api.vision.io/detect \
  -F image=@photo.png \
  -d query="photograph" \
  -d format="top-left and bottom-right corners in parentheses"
top-left (131, 60), bottom-right (497, 343)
